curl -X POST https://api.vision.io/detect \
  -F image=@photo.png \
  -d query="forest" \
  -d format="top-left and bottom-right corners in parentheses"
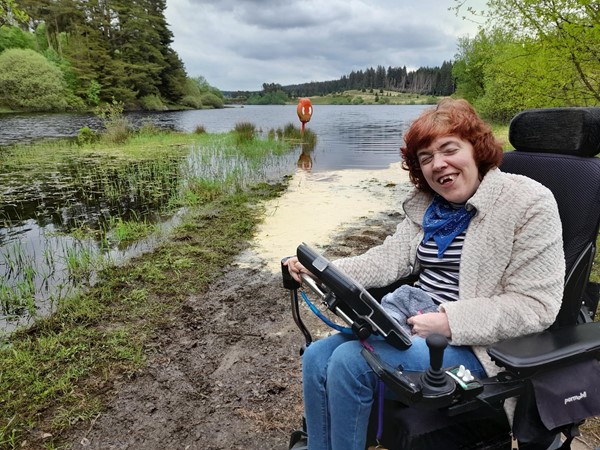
top-left (242, 62), bottom-right (456, 100)
top-left (0, 0), bottom-right (224, 112)
top-left (0, 0), bottom-right (598, 120)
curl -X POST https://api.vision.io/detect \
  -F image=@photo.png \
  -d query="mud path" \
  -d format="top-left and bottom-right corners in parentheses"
top-left (67, 164), bottom-right (410, 450)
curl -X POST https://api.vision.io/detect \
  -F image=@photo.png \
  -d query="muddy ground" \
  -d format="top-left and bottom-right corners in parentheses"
top-left (62, 163), bottom-right (598, 450)
top-left (66, 213), bottom-right (399, 450)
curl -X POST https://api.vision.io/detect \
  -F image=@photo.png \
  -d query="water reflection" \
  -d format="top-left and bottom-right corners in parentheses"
top-left (0, 105), bottom-right (428, 170)
top-left (0, 105), bottom-right (428, 330)
top-left (297, 141), bottom-right (316, 171)
top-left (0, 139), bottom-right (298, 331)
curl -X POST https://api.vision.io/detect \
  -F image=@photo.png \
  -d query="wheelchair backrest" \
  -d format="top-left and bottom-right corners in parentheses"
top-left (500, 107), bottom-right (600, 327)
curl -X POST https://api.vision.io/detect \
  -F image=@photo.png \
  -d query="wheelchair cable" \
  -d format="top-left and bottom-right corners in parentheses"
top-left (299, 291), bottom-right (353, 334)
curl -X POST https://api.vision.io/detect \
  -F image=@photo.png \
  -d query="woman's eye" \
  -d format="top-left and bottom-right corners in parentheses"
top-left (418, 155), bottom-right (433, 165)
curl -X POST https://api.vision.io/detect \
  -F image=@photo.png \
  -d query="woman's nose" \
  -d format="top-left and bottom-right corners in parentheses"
top-left (431, 152), bottom-right (448, 169)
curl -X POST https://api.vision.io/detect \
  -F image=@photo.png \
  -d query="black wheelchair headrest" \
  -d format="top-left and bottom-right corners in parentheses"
top-left (509, 107), bottom-right (600, 157)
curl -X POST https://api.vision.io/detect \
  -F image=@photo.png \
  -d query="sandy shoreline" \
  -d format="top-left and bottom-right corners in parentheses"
top-left (241, 162), bottom-right (411, 271)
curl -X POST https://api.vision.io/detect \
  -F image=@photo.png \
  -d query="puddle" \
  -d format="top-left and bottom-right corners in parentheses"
top-left (237, 162), bottom-right (411, 271)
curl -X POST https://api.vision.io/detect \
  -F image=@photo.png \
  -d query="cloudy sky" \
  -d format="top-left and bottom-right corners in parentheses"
top-left (164, 0), bottom-right (485, 92)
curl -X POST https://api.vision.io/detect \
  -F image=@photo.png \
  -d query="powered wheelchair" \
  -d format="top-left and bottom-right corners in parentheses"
top-left (282, 107), bottom-right (600, 450)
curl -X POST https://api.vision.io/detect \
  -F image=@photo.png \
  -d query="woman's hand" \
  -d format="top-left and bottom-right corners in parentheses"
top-left (283, 256), bottom-right (310, 283)
top-left (406, 312), bottom-right (451, 338)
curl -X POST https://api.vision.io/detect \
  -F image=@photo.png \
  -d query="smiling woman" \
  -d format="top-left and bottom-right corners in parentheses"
top-left (286, 98), bottom-right (564, 450)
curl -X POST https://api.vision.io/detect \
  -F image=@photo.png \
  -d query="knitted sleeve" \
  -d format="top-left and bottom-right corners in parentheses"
top-left (332, 217), bottom-right (419, 289)
top-left (442, 185), bottom-right (564, 346)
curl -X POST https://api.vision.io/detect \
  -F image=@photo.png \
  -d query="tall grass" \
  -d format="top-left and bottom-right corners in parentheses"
top-left (0, 126), bottom-right (302, 321)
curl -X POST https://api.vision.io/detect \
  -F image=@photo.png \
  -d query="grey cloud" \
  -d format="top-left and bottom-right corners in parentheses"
top-left (166, 0), bottom-right (481, 91)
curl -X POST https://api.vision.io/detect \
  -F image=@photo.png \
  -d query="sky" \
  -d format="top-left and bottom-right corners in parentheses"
top-left (164, 0), bottom-right (485, 92)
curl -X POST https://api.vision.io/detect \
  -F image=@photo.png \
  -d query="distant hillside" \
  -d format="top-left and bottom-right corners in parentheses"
top-left (226, 62), bottom-right (455, 101)
top-left (281, 62), bottom-right (454, 97)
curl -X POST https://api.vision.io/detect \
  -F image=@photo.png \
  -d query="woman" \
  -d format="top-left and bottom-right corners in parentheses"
top-left (285, 98), bottom-right (565, 450)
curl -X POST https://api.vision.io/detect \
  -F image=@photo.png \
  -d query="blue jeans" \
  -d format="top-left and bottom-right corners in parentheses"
top-left (302, 333), bottom-right (485, 450)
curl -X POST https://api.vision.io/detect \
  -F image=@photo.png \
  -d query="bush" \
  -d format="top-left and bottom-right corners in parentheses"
top-left (76, 127), bottom-right (98, 145)
top-left (181, 95), bottom-right (203, 109)
top-left (138, 120), bottom-right (162, 135)
top-left (0, 25), bottom-right (36, 53)
top-left (0, 48), bottom-right (71, 111)
top-left (194, 124), bottom-right (206, 134)
top-left (201, 92), bottom-right (224, 109)
top-left (139, 94), bottom-right (166, 111)
top-left (95, 99), bottom-right (131, 144)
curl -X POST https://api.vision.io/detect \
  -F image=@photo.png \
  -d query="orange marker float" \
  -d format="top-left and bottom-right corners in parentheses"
top-left (297, 98), bottom-right (313, 133)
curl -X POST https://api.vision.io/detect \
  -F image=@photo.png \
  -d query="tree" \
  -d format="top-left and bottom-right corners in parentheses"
top-left (0, 48), bottom-right (72, 110)
top-left (0, 0), bottom-right (28, 26)
top-left (455, 0), bottom-right (600, 105)
top-left (0, 24), bottom-right (36, 52)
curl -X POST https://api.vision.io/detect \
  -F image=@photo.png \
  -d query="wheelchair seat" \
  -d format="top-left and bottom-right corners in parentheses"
top-left (284, 107), bottom-right (600, 450)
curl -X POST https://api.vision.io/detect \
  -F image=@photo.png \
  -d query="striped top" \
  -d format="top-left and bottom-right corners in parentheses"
top-left (415, 232), bottom-right (465, 304)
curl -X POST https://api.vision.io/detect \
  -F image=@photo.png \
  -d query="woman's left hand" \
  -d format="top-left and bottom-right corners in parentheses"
top-left (406, 312), bottom-right (451, 338)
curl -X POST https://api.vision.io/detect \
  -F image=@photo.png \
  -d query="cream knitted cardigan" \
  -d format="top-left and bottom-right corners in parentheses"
top-left (334, 168), bottom-right (565, 384)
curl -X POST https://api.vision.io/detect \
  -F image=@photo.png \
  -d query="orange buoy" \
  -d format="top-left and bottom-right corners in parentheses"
top-left (296, 98), bottom-right (313, 133)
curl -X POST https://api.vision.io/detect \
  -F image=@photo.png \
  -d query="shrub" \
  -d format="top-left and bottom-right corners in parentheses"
top-left (201, 92), bottom-right (224, 109)
top-left (0, 48), bottom-right (71, 111)
top-left (138, 120), bottom-right (162, 135)
top-left (76, 127), bottom-right (98, 145)
top-left (139, 94), bottom-right (166, 111)
top-left (194, 124), bottom-right (206, 134)
top-left (95, 99), bottom-right (131, 144)
top-left (181, 95), bottom-right (203, 109)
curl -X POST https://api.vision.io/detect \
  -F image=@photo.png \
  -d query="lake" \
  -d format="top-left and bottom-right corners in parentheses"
top-left (0, 104), bottom-right (429, 171)
top-left (0, 104), bottom-right (428, 331)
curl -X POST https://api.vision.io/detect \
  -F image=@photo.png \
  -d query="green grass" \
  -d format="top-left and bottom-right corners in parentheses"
top-left (0, 123), bottom-right (301, 448)
top-left (0, 182), bottom-right (286, 449)
top-left (0, 125), bottom-right (302, 317)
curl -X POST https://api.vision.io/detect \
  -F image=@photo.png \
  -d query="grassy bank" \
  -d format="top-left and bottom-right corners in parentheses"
top-left (0, 184), bottom-right (287, 449)
top-left (0, 126), bottom-right (305, 448)
top-left (305, 90), bottom-right (439, 106)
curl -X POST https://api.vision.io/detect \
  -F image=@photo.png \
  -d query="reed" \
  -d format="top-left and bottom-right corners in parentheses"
top-left (0, 127), bottom-right (300, 322)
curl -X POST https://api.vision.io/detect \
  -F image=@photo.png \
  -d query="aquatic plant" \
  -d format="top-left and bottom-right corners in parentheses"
top-left (234, 121), bottom-right (256, 143)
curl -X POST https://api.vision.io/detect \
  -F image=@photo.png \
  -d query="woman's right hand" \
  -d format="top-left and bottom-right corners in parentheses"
top-left (283, 256), bottom-right (309, 283)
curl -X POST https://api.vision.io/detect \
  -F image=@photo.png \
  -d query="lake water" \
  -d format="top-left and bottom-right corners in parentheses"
top-left (0, 104), bottom-right (429, 171)
top-left (0, 105), bottom-right (428, 331)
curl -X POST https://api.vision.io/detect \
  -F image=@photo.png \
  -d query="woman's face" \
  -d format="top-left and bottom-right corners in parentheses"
top-left (416, 135), bottom-right (481, 204)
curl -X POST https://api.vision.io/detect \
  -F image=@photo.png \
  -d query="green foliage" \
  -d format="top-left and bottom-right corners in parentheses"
top-left (234, 122), bottom-right (256, 143)
top-left (454, 0), bottom-right (600, 119)
top-left (0, 24), bottom-right (34, 52)
top-left (181, 95), bottom-right (203, 109)
top-left (0, 48), bottom-right (72, 111)
top-left (246, 90), bottom-right (289, 105)
top-left (180, 76), bottom-right (223, 109)
top-left (86, 80), bottom-right (101, 106)
top-left (200, 92), bottom-right (224, 109)
top-left (76, 127), bottom-right (98, 146)
top-left (0, 0), bottom-right (28, 26)
top-left (139, 94), bottom-right (166, 111)
top-left (94, 99), bottom-right (130, 144)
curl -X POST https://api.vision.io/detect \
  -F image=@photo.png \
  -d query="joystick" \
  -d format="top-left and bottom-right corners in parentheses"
top-left (421, 333), bottom-right (455, 398)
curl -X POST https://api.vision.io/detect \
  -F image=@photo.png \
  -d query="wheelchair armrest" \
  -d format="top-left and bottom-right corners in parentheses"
top-left (487, 322), bottom-right (600, 375)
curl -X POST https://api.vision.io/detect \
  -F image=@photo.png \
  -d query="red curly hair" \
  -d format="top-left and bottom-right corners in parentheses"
top-left (400, 98), bottom-right (503, 194)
